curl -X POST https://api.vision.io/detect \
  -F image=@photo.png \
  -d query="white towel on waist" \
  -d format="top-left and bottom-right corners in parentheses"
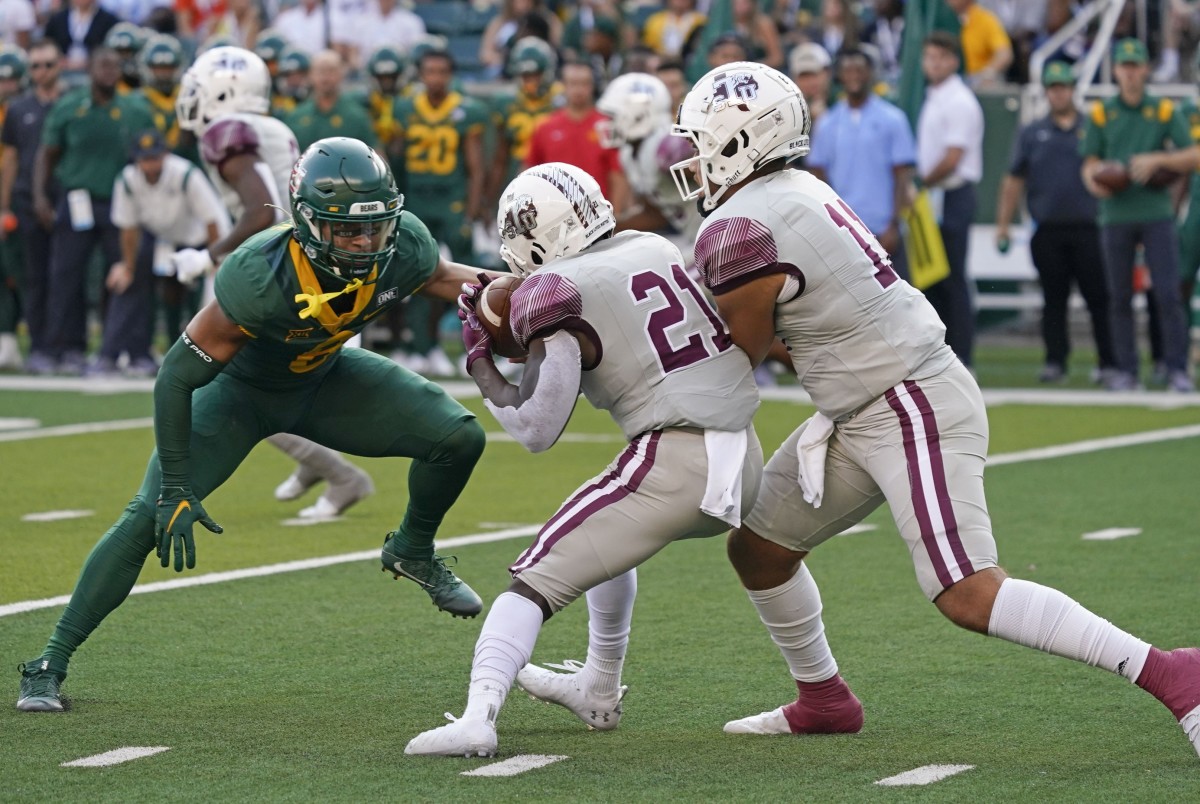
top-left (797, 412), bottom-right (835, 509)
top-left (700, 427), bottom-right (749, 527)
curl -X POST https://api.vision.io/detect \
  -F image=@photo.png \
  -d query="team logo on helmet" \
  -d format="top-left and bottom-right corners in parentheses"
top-left (502, 194), bottom-right (538, 240)
top-left (711, 71), bottom-right (760, 110)
top-left (528, 165), bottom-right (603, 232)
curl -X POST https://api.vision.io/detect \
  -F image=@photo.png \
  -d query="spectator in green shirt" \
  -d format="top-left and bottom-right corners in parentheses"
top-left (1080, 38), bottom-right (1200, 392)
top-left (285, 50), bottom-right (379, 152)
top-left (34, 47), bottom-right (155, 375)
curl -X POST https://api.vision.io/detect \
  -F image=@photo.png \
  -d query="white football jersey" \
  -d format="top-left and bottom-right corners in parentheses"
top-left (695, 170), bottom-right (956, 420)
top-left (198, 112), bottom-right (300, 222)
top-left (510, 231), bottom-right (758, 440)
top-left (620, 127), bottom-right (701, 240)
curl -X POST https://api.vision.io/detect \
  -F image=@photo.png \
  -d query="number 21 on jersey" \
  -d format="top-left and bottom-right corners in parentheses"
top-left (629, 264), bottom-right (732, 375)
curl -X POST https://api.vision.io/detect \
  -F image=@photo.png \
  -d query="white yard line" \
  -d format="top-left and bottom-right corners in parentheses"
top-left (988, 424), bottom-right (1200, 466)
top-left (61, 747), bottom-right (171, 767)
top-left (460, 755), bottom-right (568, 777)
top-left (1082, 528), bottom-right (1142, 541)
top-left (875, 764), bottom-right (975, 786)
top-left (0, 525), bottom-right (539, 619)
top-left (22, 510), bottom-right (95, 522)
top-left (0, 417), bottom-right (39, 430)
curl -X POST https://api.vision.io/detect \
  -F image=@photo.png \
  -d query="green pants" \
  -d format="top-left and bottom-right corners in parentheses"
top-left (38, 348), bottom-right (485, 674)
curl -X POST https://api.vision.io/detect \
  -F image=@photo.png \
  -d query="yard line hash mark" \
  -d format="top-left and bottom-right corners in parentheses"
top-left (461, 754), bottom-right (568, 777)
top-left (875, 764), bottom-right (975, 786)
top-left (61, 747), bottom-right (171, 767)
top-left (22, 510), bottom-right (95, 522)
top-left (1082, 527), bottom-right (1142, 541)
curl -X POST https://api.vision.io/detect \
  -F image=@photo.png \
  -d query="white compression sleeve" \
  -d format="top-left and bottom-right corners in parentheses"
top-left (484, 331), bottom-right (581, 453)
top-left (988, 578), bottom-right (1151, 682)
top-left (463, 592), bottom-right (544, 723)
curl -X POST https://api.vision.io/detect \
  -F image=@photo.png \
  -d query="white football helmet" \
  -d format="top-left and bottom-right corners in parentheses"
top-left (176, 46), bottom-right (272, 133)
top-left (496, 162), bottom-right (615, 277)
top-left (670, 61), bottom-right (811, 212)
top-left (596, 72), bottom-right (673, 148)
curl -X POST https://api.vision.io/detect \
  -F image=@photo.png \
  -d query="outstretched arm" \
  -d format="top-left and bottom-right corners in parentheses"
top-left (418, 256), bottom-right (506, 302)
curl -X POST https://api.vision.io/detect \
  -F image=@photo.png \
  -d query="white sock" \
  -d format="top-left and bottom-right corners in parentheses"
top-left (463, 592), bottom-right (543, 722)
top-left (268, 433), bottom-right (360, 484)
top-left (746, 563), bottom-right (839, 683)
top-left (988, 578), bottom-right (1151, 682)
top-left (579, 570), bottom-right (637, 698)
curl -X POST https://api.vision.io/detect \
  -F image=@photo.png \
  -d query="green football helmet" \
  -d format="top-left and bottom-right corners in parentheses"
top-left (138, 34), bottom-right (183, 94)
top-left (254, 29), bottom-right (289, 68)
top-left (0, 47), bottom-right (28, 83)
top-left (277, 45), bottom-right (311, 76)
top-left (105, 21), bottom-right (147, 55)
top-left (507, 36), bottom-right (557, 91)
top-left (368, 45), bottom-right (406, 83)
top-left (289, 137), bottom-right (405, 282)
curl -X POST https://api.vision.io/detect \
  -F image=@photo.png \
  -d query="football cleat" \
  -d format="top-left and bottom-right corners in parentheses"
top-left (725, 676), bottom-right (863, 735)
top-left (16, 660), bottom-right (65, 712)
top-left (405, 713), bottom-right (497, 757)
top-left (515, 659), bottom-right (627, 731)
top-left (381, 535), bottom-right (483, 618)
top-left (274, 470), bottom-right (318, 502)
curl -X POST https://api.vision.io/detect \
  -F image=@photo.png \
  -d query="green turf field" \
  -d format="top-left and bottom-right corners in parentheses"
top-left (3, 370), bottom-right (1200, 801)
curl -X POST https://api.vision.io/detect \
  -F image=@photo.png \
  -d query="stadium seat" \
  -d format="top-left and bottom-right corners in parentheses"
top-left (447, 33), bottom-right (485, 73)
top-left (415, 1), bottom-right (469, 36)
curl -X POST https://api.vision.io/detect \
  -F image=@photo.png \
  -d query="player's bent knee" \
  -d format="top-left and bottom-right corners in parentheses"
top-left (727, 526), bottom-right (805, 590)
top-left (507, 578), bottom-right (553, 622)
top-left (933, 567), bottom-right (1008, 634)
top-left (432, 417), bottom-right (487, 467)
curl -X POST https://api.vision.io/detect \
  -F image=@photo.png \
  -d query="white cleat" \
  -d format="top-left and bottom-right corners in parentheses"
top-left (515, 659), bottom-right (626, 731)
top-left (724, 706), bottom-right (791, 735)
top-left (297, 495), bottom-right (342, 520)
top-left (1182, 705), bottom-right (1200, 758)
top-left (274, 471), bottom-right (318, 502)
top-left (298, 469), bottom-right (373, 519)
top-left (405, 714), bottom-right (497, 757)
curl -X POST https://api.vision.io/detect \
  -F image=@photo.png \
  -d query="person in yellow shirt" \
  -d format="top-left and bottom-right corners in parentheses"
top-left (642, 0), bottom-right (705, 60)
top-left (947, 0), bottom-right (1012, 86)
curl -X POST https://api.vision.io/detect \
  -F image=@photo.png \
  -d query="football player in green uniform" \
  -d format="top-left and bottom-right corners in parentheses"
top-left (392, 47), bottom-right (488, 373)
top-left (17, 137), bottom-right (497, 712)
top-left (489, 37), bottom-right (564, 202)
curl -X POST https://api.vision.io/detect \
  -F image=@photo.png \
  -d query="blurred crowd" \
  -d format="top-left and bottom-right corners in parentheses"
top-left (0, 0), bottom-right (1196, 390)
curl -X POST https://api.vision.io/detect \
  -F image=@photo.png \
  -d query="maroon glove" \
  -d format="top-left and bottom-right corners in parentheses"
top-left (457, 272), bottom-right (494, 316)
top-left (461, 308), bottom-right (494, 374)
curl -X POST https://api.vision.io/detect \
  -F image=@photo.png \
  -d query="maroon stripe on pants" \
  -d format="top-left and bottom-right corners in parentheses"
top-left (885, 386), bottom-right (954, 589)
top-left (904, 381), bottom-right (974, 579)
top-left (511, 432), bottom-right (661, 573)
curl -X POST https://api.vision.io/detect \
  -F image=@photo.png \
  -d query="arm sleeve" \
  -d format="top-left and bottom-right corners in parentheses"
top-left (153, 332), bottom-right (226, 490)
top-left (1080, 103), bottom-right (1105, 158)
top-left (693, 215), bottom-right (790, 295)
top-left (484, 331), bottom-right (581, 453)
top-left (200, 118), bottom-right (262, 172)
top-left (888, 107), bottom-right (917, 166)
top-left (109, 169), bottom-right (136, 229)
top-left (1008, 125), bottom-right (1031, 176)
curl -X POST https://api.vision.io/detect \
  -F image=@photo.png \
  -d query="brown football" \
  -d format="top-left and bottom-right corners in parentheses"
top-left (1143, 167), bottom-right (1182, 189)
top-left (1091, 160), bottom-right (1131, 193)
top-left (476, 275), bottom-right (526, 359)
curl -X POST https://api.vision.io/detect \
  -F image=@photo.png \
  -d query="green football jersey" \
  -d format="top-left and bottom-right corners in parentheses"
top-left (491, 82), bottom-right (564, 182)
top-left (214, 212), bottom-right (439, 388)
top-left (394, 90), bottom-right (487, 193)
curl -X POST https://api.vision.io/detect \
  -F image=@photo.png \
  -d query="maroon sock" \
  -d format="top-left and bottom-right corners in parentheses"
top-left (781, 676), bottom-right (864, 734)
top-left (1136, 647), bottom-right (1200, 720)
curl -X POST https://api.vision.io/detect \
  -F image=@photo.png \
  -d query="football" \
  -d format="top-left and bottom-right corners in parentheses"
top-left (1143, 167), bottom-right (1182, 189)
top-left (1091, 160), bottom-right (1131, 193)
top-left (476, 275), bottom-right (526, 359)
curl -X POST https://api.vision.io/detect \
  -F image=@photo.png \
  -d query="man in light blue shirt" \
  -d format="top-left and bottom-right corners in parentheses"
top-left (808, 47), bottom-right (916, 279)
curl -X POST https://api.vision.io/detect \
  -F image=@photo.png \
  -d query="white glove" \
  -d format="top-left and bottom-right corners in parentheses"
top-left (796, 412), bottom-right (835, 509)
top-left (170, 248), bottom-right (215, 285)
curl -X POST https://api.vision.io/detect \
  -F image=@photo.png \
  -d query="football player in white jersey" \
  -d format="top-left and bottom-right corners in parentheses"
top-left (670, 61), bottom-right (1200, 755)
top-left (172, 46), bottom-right (374, 520)
top-left (597, 72), bottom-right (700, 251)
top-left (405, 162), bottom-right (763, 757)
